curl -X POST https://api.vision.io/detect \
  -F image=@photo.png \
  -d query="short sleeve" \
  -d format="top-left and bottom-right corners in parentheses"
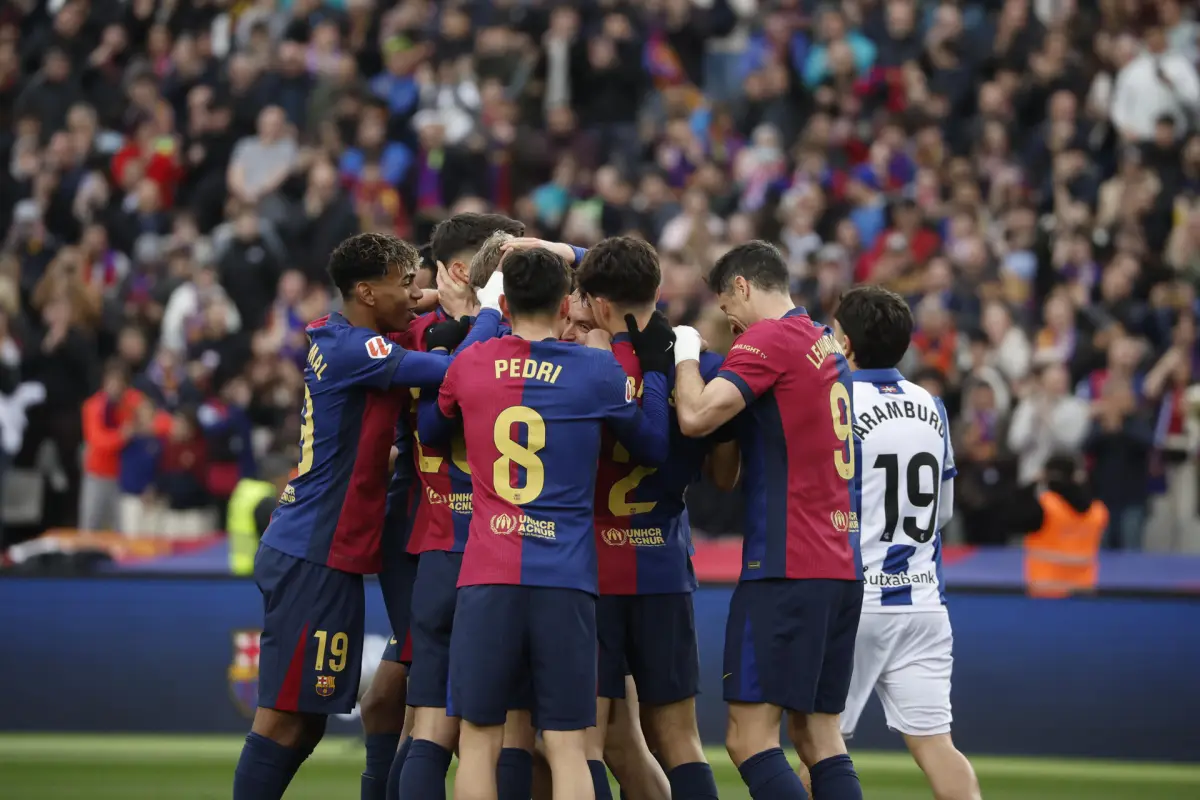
top-left (438, 356), bottom-right (462, 419)
top-left (698, 351), bottom-right (724, 383)
top-left (715, 323), bottom-right (785, 405)
top-left (331, 329), bottom-right (407, 390)
top-left (935, 397), bottom-right (956, 479)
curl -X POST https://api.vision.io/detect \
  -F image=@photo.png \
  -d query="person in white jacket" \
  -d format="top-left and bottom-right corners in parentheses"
top-left (1007, 362), bottom-right (1091, 485)
top-left (1110, 17), bottom-right (1200, 142)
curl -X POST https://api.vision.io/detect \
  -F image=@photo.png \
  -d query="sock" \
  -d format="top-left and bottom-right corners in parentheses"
top-left (496, 748), bottom-right (533, 800)
top-left (233, 732), bottom-right (306, 800)
top-left (668, 761), bottom-right (720, 800)
top-left (808, 754), bottom-right (862, 800)
top-left (386, 736), bottom-right (413, 800)
top-left (588, 760), bottom-right (614, 800)
top-left (362, 733), bottom-right (402, 800)
top-left (738, 747), bottom-right (809, 800)
top-left (395, 739), bottom-right (452, 800)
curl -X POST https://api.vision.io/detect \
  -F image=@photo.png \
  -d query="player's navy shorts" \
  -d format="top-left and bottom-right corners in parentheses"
top-left (723, 578), bottom-right (863, 714)
top-left (406, 550), bottom-right (463, 708)
top-left (381, 630), bottom-right (414, 665)
top-left (254, 544), bottom-right (365, 715)
top-left (597, 592), bottom-right (699, 705)
top-left (450, 585), bottom-right (596, 731)
top-left (378, 543), bottom-right (418, 666)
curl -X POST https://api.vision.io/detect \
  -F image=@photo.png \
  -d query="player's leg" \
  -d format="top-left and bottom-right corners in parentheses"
top-left (235, 545), bottom-right (365, 800)
top-left (882, 613), bottom-right (980, 800)
top-left (497, 709), bottom-right (536, 800)
top-left (592, 594), bottom-right (628, 800)
top-left (398, 552), bottom-right (462, 799)
top-left (630, 593), bottom-right (718, 800)
top-left (532, 587), bottom-right (599, 800)
top-left (531, 735), bottom-right (553, 800)
top-left (361, 637), bottom-right (409, 800)
top-left (786, 580), bottom-right (864, 800)
top-left (604, 676), bottom-right (670, 800)
top-left (388, 701), bottom-right (417, 800)
top-left (722, 580), bottom-right (810, 800)
top-left (451, 584), bottom-right (529, 800)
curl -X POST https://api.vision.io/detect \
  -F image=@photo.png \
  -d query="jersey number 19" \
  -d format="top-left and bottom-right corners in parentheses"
top-left (874, 452), bottom-right (940, 544)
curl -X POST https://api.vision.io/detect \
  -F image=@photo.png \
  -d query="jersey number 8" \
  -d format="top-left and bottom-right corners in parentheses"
top-left (493, 406), bottom-right (546, 505)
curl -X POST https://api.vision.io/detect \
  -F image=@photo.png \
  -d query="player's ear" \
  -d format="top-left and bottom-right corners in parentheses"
top-left (356, 280), bottom-right (375, 307)
top-left (449, 259), bottom-right (470, 284)
top-left (558, 295), bottom-right (570, 319)
top-left (733, 275), bottom-right (750, 301)
top-left (499, 294), bottom-right (510, 320)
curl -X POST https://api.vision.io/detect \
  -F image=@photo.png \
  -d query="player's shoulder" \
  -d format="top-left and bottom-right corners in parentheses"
top-left (698, 350), bottom-right (724, 381)
top-left (308, 314), bottom-right (399, 369)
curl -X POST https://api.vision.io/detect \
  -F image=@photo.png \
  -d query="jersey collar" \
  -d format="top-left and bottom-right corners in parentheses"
top-left (783, 306), bottom-right (810, 319)
top-left (852, 368), bottom-right (905, 383)
top-left (612, 332), bottom-right (631, 343)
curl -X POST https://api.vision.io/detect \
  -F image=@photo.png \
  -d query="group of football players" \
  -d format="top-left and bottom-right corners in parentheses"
top-left (231, 213), bottom-right (982, 800)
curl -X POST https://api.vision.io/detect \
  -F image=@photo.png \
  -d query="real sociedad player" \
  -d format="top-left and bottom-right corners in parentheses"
top-left (833, 286), bottom-right (980, 800)
top-left (419, 247), bottom-right (675, 800)
top-left (232, 234), bottom-right (504, 800)
top-left (574, 236), bottom-right (736, 800)
top-left (672, 241), bottom-right (864, 800)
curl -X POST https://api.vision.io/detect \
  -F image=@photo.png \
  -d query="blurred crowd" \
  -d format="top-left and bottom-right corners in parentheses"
top-left (1, 0), bottom-right (1200, 553)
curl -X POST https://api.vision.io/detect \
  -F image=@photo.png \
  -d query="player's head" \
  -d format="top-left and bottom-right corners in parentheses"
top-left (574, 236), bottom-right (661, 334)
top-left (707, 240), bottom-right (791, 335)
top-left (833, 285), bottom-right (913, 370)
top-left (429, 212), bottom-right (524, 283)
top-left (415, 243), bottom-right (436, 291)
top-left (562, 291), bottom-right (597, 344)
top-left (499, 248), bottom-right (572, 336)
top-left (327, 233), bottom-right (423, 332)
top-left (468, 230), bottom-right (516, 289)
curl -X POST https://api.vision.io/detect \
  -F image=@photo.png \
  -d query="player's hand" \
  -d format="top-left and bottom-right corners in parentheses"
top-left (500, 237), bottom-right (579, 265)
top-left (414, 288), bottom-right (440, 313)
top-left (476, 271), bottom-right (505, 312)
top-left (584, 328), bottom-right (612, 351)
top-left (672, 325), bottom-right (702, 365)
top-left (425, 317), bottom-right (470, 352)
top-left (625, 311), bottom-right (675, 375)
top-left (437, 263), bottom-right (480, 319)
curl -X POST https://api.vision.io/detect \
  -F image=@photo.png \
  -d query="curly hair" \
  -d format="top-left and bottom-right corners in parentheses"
top-left (327, 233), bottom-right (420, 298)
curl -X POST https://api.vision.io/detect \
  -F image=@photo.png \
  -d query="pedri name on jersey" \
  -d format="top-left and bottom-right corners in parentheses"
top-left (853, 397), bottom-right (946, 441)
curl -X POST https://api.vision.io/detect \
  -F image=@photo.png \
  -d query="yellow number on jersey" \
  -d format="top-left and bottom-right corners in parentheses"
top-left (829, 382), bottom-right (855, 480)
top-left (492, 406), bottom-right (546, 505)
top-left (412, 387), bottom-right (471, 475)
top-left (313, 629), bottom-right (348, 672)
top-left (297, 386), bottom-right (315, 476)
top-left (608, 442), bottom-right (658, 516)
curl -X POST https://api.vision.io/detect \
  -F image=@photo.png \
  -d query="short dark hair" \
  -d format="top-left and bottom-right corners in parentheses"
top-left (502, 248), bottom-right (571, 318)
top-left (834, 285), bottom-right (913, 370)
top-left (429, 213), bottom-right (524, 267)
top-left (417, 243), bottom-right (436, 277)
top-left (708, 240), bottom-right (790, 294)
top-left (575, 236), bottom-right (661, 307)
top-left (327, 233), bottom-right (420, 298)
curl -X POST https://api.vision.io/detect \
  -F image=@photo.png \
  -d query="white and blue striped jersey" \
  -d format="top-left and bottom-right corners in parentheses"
top-left (850, 369), bottom-right (955, 612)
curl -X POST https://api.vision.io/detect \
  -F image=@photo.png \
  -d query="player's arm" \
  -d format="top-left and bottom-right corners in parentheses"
top-left (390, 307), bottom-right (503, 388)
top-left (416, 359), bottom-right (462, 447)
top-left (602, 366), bottom-right (671, 466)
top-left (673, 324), bottom-right (780, 437)
top-left (936, 397), bottom-right (956, 531)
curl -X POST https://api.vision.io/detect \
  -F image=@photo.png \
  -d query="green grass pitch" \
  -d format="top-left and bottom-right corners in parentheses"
top-left (1, 734), bottom-right (1197, 799)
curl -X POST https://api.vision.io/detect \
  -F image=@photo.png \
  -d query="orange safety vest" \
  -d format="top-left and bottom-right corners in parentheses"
top-left (1023, 492), bottom-right (1108, 598)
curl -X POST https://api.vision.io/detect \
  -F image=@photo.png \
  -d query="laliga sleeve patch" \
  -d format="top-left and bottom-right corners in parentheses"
top-left (365, 336), bottom-right (394, 359)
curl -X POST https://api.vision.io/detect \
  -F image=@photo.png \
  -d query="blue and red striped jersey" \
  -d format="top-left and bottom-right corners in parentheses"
top-left (422, 337), bottom-right (671, 595)
top-left (383, 415), bottom-right (417, 553)
top-left (594, 340), bottom-right (725, 595)
top-left (717, 307), bottom-right (861, 582)
top-left (261, 314), bottom-right (419, 574)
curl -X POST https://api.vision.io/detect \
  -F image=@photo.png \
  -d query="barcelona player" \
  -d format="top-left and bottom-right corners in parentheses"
top-left (672, 241), bottom-right (865, 800)
top-left (232, 234), bottom-right (503, 800)
top-left (418, 247), bottom-right (675, 800)
top-left (573, 237), bottom-right (728, 800)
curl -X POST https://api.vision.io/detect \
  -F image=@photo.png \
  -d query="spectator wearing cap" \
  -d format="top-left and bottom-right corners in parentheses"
top-left (369, 34), bottom-right (424, 120)
top-left (1110, 12), bottom-right (1200, 143)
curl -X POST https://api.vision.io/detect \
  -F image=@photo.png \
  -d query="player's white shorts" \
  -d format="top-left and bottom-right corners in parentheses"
top-left (840, 610), bottom-right (953, 738)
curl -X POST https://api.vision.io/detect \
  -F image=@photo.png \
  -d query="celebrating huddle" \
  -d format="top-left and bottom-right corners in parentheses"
top-left (232, 214), bottom-right (980, 800)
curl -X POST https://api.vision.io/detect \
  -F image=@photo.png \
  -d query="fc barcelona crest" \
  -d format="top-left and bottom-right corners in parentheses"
top-left (316, 675), bottom-right (337, 697)
top-left (228, 629), bottom-right (261, 718)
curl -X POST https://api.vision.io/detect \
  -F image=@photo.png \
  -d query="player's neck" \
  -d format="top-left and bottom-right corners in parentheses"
top-left (608, 306), bottom-right (654, 335)
top-left (510, 316), bottom-right (560, 342)
top-left (756, 293), bottom-right (796, 322)
top-left (340, 302), bottom-right (380, 333)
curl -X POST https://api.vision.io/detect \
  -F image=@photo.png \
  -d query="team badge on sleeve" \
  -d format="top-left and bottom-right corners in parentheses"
top-left (625, 377), bottom-right (635, 403)
top-left (365, 336), bottom-right (394, 359)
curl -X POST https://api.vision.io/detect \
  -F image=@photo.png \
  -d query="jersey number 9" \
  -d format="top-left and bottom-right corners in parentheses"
top-left (829, 383), bottom-right (855, 481)
top-left (493, 406), bottom-right (546, 505)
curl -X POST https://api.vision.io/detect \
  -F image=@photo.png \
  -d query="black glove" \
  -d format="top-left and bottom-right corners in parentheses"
top-left (425, 317), bottom-right (470, 352)
top-left (625, 311), bottom-right (676, 376)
